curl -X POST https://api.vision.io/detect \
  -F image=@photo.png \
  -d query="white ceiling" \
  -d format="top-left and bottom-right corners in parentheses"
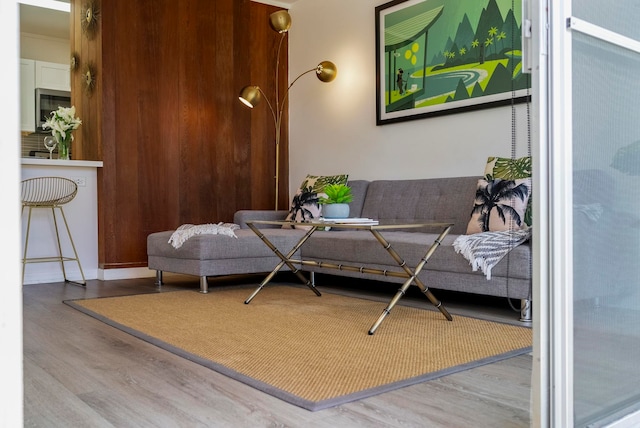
top-left (20, 2), bottom-right (70, 40)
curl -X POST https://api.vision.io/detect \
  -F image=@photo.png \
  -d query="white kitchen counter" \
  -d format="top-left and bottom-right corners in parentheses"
top-left (21, 157), bottom-right (103, 168)
top-left (21, 158), bottom-right (103, 284)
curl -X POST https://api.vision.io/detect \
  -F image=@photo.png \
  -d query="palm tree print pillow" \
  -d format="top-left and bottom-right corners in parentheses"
top-left (285, 174), bottom-right (349, 224)
top-left (466, 178), bottom-right (531, 235)
top-left (484, 156), bottom-right (532, 226)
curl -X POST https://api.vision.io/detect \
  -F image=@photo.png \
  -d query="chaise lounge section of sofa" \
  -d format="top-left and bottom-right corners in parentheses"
top-left (147, 177), bottom-right (532, 320)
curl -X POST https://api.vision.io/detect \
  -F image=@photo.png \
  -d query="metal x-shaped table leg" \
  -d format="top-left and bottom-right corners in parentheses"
top-left (244, 223), bottom-right (321, 304)
top-left (367, 225), bottom-right (453, 334)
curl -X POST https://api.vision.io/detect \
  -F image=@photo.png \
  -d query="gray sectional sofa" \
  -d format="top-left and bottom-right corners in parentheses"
top-left (147, 177), bottom-right (532, 321)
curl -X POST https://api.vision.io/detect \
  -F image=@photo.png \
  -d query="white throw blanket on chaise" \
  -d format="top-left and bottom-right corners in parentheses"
top-left (168, 222), bottom-right (240, 249)
top-left (453, 228), bottom-right (532, 280)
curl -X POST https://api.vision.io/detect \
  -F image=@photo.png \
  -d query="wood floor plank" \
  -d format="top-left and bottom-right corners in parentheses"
top-left (23, 275), bottom-right (532, 427)
top-left (24, 359), bottom-right (115, 428)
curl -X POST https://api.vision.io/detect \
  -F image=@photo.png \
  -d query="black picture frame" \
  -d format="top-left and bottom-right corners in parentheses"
top-left (375, 0), bottom-right (531, 125)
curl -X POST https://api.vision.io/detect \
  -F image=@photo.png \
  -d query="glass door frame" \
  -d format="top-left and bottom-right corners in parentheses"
top-left (530, 0), bottom-right (574, 425)
top-left (534, 0), bottom-right (640, 426)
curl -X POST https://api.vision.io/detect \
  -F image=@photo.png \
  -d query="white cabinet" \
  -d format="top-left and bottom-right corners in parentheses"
top-left (35, 60), bottom-right (70, 91)
top-left (20, 60), bottom-right (70, 132)
top-left (20, 59), bottom-right (36, 133)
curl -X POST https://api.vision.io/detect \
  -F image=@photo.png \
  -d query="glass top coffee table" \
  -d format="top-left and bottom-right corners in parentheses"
top-left (244, 219), bottom-right (454, 334)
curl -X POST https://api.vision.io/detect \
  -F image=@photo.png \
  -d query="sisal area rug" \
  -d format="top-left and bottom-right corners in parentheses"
top-left (65, 285), bottom-right (532, 411)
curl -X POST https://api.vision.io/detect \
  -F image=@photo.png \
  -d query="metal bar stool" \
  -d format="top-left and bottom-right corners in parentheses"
top-left (21, 177), bottom-right (86, 286)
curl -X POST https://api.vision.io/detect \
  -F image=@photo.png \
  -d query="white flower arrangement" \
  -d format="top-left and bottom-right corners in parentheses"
top-left (43, 106), bottom-right (82, 142)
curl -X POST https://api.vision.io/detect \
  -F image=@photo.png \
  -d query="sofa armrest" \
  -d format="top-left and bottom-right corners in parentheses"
top-left (234, 210), bottom-right (289, 228)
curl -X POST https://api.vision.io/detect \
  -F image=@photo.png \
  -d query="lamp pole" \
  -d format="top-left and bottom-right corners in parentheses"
top-left (239, 11), bottom-right (337, 210)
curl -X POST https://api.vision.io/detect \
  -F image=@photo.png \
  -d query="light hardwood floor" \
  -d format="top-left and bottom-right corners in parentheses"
top-left (23, 274), bottom-right (532, 428)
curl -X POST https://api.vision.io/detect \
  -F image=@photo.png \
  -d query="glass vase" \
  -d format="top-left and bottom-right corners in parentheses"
top-left (56, 135), bottom-right (71, 160)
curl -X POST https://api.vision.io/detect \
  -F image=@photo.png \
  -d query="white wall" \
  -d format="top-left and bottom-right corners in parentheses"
top-left (20, 32), bottom-right (69, 63)
top-left (1, 0), bottom-right (24, 424)
top-left (287, 0), bottom-right (531, 192)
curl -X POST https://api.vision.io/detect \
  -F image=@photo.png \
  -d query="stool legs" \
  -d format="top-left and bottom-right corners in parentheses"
top-left (22, 205), bottom-right (86, 286)
top-left (21, 205), bottom-right (33, 285)
top-left (50, 206), bottom-right (68, 281)
top-left (56, 205), bottom-right (86, 285)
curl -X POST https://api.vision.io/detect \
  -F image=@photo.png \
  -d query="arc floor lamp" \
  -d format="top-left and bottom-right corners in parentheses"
top-left (239, 10), bottom-right (337, 210)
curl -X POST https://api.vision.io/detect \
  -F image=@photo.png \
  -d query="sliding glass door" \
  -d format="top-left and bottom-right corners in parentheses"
top-left (542, 0), bottom-right (640, 426)
top-left (570, 2), bottom-right (640, 424)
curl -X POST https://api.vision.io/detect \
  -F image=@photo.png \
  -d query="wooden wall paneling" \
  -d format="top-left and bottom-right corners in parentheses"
top-left (232, 1), bottom-right (253, 212)
top-left (247, 4), bottom-right (271, 210)
top-left (177, 0), bottom-right (219, 225)
top-left (247, 3), bottom-right (290, 210)
top-left (97, 0), bottom-right (116, 268)
top-left (69, 1), bottom-right (79, 153)
top-left (70, 0), bottom-right (82, 158)
top-left (131, 0), bottom-right (184, 265)
top-left (116, 1), bottom-right (144, 264)
top-left (95, 0), bottom-right (107, 267)
top-left (69, 0), bottom-right (81, 157)
top-left (85, 15), bottom-right (102, 162)
top-left (72, 0), bottom-right (288, 270)
top-left (103, 0), bottom-right (142, 267)
top-left (101, 0), bottom-right (149, 268)
top-left (70, 0), bottom-right (100, 161)
top-left (212, 0), bottom-right (239, 222)
top-left (135, 1), bottom-right (181, 263)
top-left (71, 0), bottom-right (109, 266)
top-left (175, 0), bottom-right (197, 226)
top-left (79, 9), bottom-right (101, 162)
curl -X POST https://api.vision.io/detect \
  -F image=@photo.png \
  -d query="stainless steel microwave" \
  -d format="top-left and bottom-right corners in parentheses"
top-left (35, 88), bottom-right (71, 132)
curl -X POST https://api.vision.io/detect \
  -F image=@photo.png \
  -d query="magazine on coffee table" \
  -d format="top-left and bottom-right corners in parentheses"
top-left (321, 218), bottom-right (379, 225)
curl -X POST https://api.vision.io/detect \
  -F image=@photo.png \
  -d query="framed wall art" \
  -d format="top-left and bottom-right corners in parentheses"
top-left (375, 0), bottom-right (531, 125)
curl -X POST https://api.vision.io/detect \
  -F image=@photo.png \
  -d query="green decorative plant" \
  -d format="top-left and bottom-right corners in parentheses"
top-left (319, 184), bottom-right (353, 204)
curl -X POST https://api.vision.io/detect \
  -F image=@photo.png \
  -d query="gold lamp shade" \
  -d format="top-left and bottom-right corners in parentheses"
top-left (316, 61), bottom-right (337, 83)
top-left (239, 86), bottom-right (261, 108)
top-left (269, 10), bottom-right (291, 33)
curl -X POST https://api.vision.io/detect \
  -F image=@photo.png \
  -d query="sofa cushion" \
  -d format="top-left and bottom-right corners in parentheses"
top-left (147, 228), bottom-right (305, 260)
top-left (466, 178), bottom-right (531, 234)
top-left (345, 180), bottom-right (369, 218)
top-left (285, 174), bottom-right (348, 224)
top-left (484, 156), bottom-right (532, 226)
top-left (360, 177), bottom-right (480, 235)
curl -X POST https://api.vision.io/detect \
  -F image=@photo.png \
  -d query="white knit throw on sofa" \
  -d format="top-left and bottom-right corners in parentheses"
top-left (168, 223), bottom-right (239, 249)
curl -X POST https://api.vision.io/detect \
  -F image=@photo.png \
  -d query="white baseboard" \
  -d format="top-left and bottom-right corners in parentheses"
top-left (23, 267), bottom-right (160, 284)
top-left (98, 267), bottom-right (156, 281)
top-left (23, 268), bottom-right (98, 285)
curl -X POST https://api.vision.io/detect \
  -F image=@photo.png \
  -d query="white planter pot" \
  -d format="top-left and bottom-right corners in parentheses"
top-left (322, 203), bottom-right (350, 219)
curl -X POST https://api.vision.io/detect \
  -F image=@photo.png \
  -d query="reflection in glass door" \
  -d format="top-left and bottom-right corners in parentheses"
top-left (568, 3), bottom-right (640, 426)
